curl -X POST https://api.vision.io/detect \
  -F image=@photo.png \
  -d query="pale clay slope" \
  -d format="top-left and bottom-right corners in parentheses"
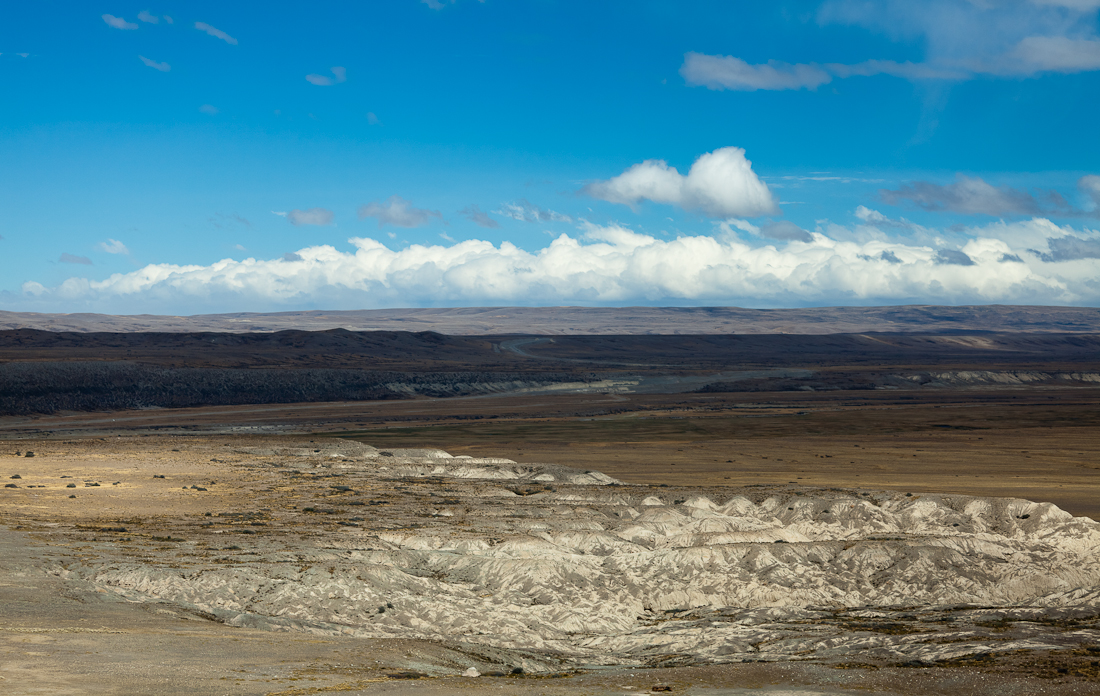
top-left (60, 441), bottom-right (1100, 671)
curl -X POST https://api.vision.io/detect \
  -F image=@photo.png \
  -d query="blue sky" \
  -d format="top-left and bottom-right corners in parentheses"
top-left (2, 0), bottom-right (1099, 313)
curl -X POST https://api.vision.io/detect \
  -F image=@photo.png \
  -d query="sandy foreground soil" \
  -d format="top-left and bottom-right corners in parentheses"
top-left (1, 433), bottom-right (1098, 695)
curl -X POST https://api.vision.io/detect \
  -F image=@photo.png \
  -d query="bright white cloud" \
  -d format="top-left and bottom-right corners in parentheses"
top-left (194, 21), bottom-right (237, 45)
top-left (138, 10), bottom-right (159, 24)
top-left (19, 219), bottom-right (1100, 311)
top-left (285, 208), bottom-right (335, 226)
top-left (98, 239), bottom-right (129, 255)
top-left (102, 14), bottom-right (138, 30)
top-left (306, 67), bottom-right (347, 86)
top-left (139, 55), bottom-right (170, 72)
top-left (584, 147), bottom-right (779, 218)
top-left (358, 196), bottom-right (442, 228)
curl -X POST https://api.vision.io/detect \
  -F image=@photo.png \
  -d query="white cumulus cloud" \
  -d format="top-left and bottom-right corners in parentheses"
top-left (138, 10), bottom-right (159, 24)
top-left (583, 147), bottom-right (779, 218)
top-left (358, 196), bottom-right (442, 228)
top-left (16, 219), bottom-right (1100, 312)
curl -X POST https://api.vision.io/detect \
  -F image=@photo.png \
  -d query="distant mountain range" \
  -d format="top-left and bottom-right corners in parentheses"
top-left (1, 305), bottom-right (1098, 335)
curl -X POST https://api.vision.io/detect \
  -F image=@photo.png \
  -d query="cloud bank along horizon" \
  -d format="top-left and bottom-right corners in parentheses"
top-left (15, 145), bottom-right (1100, 312)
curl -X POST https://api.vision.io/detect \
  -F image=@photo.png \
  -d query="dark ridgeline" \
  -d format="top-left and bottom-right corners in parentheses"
top-left (2, 304), bottom-right (1100, 335)
top-left (0, 327), bottom-right (1098, 415)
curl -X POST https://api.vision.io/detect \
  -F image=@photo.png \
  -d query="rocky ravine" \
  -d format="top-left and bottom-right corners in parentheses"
top-left (50, 439), bottom-right (1100, 673)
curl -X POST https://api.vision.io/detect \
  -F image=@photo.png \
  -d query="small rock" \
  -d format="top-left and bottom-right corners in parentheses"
top-left (68, 494), bottom-right (76, 499)
top-left (4, 483), bottom-right (18, 488)
top-left (24, 452), bottom-right (34, 458)
top-left (10, 474), bottom-right (21, 479)
top-left (462, 667), bottom-right (481, 677)
top-left (66, 483), bottom-right (77, 488)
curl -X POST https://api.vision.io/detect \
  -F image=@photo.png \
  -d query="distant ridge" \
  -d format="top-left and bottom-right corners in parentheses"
top-left (1, 305), bottom-right (1098, 335)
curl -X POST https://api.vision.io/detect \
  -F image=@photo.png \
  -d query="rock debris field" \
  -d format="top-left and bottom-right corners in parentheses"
top-left (3, 436), bottom-right (1100, 681)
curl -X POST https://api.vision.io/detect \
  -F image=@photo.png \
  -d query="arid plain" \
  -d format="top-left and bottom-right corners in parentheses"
top-left (2, 306), bottom-right (1099, 695)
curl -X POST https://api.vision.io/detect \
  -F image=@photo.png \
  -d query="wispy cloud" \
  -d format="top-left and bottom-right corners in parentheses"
top-left (855, 205), bottom-right (920, 230)
top-left (194, 21), bottom-right (237, 45)
top-left (759, 220), bottom-right (813, 243)
top-left (59, 253), bottom-right (92, 265)
top-left (583, 147), bottom-right (778, 218)
top-left (681, 53), bottom-right (832, 91)
top-left (358, 196), bottom-right (442, 228)
top-left (305, 67), bottom-right (347, 86)
top-left (97, 239), bottom-right (129, 255)
top-left (684, 1), bottom-right (1100, 92)
top-left (280, 208), bottom-right (335, 226)
top-left (139, 55), bottom-right (170, 72)
top-left (819, 0), bottom-right (1100, 78)
top-left (494, 200), bottom-right (572, 224)
top-left (210, 213), bottom-right (252, 229)
top-left (137, 10), bottom-right (159, 24)
top-left (879, 175), bottom-right (1099, 217)
top-left (102, 14), bottom-right (138, 30)
top-left (23, 219), bottom-right (1100, 310)
top-left (366, 112), bottom-right (381, 125)
top-left (460, 204), bottom-right (500, 229)
top-left (421, 0), bottom-right (486, 10)
top-left (1030, 235), bottom-right (1100, 262)
top-left (198, 104), bottom-right (219, 115)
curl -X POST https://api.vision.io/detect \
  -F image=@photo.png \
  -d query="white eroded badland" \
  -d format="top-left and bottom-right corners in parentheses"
top-left (8, 436), bottom-right (1096, 675)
